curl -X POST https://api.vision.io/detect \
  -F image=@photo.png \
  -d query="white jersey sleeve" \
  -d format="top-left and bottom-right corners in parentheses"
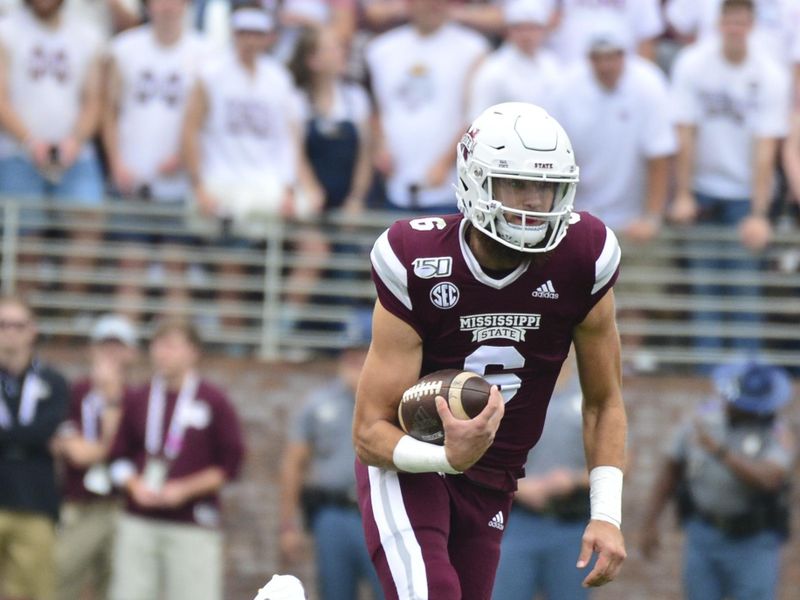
top-left (371, 227), bottom-right (412, 311)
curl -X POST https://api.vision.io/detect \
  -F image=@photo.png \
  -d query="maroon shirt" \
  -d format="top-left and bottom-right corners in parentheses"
top-left (109, 378), bottom-right (245, 526)
top-left (370, 212), bottom-right (620, 491)
top-left (61, 378), bottom-right (131, 502)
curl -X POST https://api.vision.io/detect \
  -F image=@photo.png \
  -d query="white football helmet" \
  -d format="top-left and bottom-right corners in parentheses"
top-left (456, 102), bottom-right (579, 253)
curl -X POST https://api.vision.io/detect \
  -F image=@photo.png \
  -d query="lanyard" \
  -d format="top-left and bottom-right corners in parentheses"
top-left (0, 369), bottom-right (46, 430)
top-left (145, 373), bottom-right (198, 460)
top-left (80, 390), bottom-right (104, 442)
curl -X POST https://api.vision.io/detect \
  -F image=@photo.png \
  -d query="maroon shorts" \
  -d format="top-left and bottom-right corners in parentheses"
top-left (355, 461), bottom-right (513, 600)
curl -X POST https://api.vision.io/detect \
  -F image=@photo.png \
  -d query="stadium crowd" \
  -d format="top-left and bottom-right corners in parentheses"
top-left (0, 0), bottom-right (797, 343)
top-left (0, 0), bottom-right (798, 599)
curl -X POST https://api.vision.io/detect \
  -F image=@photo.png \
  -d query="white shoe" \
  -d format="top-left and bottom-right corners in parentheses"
top-left (253, 574), bottom-right (306, 600)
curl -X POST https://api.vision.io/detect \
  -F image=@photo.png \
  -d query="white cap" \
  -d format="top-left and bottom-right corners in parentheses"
top-left (504, 0), bottom-right (550, 26)
top-left (585, 19), bottom-right (630, 54)
top-left (231, 8), bottom-right (275, 33)
top-left (253, 575), bottom-right (306, 600)
top-left (90, 314), bottom-right (137, 347)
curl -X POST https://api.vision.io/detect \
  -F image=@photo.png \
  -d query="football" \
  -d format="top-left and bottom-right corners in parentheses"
top-left (398, 369), bottom-right (492, 445)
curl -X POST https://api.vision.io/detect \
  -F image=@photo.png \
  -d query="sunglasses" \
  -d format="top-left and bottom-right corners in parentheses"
top-left (0, 319), bottom-right (30, 330)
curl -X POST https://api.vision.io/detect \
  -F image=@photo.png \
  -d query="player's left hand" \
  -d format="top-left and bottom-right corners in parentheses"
top-left (576, 519), bottom-right (626, 588)
top-left (739, 214), bottom-right (771, 251)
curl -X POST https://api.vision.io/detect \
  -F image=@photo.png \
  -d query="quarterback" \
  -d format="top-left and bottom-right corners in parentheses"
top-left (353, 103), bottom-right (627, 599)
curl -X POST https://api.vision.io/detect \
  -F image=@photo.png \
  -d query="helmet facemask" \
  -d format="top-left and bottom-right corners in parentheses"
top-left (456, 103), bottom-right (579, 254)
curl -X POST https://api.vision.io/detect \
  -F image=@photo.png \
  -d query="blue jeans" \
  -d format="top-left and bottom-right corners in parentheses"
top-left (312, 506), bottom-right (383, 600)
top-left (492, 508), bottom-right (589, 600)
top-left (0, 154), bottom-right (103, 203)
top-left (683, 518), bottom-right (781, 600)
top-left (687, 193), bottom-right (763, 358)
top-left (0, 154), bottom-right (104, 228)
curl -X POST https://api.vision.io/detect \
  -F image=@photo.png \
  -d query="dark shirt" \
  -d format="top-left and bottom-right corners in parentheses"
top-left (0, 361), bottom-right (69, 521)
top-left (61, 378), bottom-right (131, 503)
top-left (110, 378), bottom-right (245, 526)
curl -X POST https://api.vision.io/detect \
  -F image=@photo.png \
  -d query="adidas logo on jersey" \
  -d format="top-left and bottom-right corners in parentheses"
top-left (532, 280), bottom-right (559, 299)
top-left (488, 511), bottom-right (505, 531)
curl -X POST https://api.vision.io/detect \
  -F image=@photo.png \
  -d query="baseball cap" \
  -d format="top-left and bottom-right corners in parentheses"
top-left (503, 0), bottom-right (550, 26)
top-left (231, 7), bottom-right (275, 33)
top-left (90, 314), bottom-right (137, 347)
top-left (586, 20), bottom-right (630, 55)
top-left (712, 360), bottom-right (793, 415)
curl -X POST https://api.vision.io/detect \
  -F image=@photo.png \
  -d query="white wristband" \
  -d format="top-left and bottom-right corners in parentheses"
top-left (589, 466), bottom-right (623, 528)
top-left (392, 435), bottom-right (461, 475)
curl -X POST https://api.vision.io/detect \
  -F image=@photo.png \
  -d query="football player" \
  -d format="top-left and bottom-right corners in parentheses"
top-left (353, 102), bottom-right (627, 599)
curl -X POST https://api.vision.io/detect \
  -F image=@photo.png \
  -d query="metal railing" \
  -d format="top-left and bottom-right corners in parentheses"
top-left (1, 198), bottom-right (799, 369)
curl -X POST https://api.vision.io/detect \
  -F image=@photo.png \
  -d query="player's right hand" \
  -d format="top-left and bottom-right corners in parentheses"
top-left (436, 385), bottom-right (504, 472)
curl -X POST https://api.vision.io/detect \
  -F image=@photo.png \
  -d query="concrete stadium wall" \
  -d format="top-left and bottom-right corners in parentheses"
top-left (46, 348), bottom-right (800, 600)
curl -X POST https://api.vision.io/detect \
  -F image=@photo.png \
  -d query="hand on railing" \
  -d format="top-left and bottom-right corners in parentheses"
top-left (739, 215), bottom-right (772, 252)
top-left (668, 191), bottom-right (698, 225)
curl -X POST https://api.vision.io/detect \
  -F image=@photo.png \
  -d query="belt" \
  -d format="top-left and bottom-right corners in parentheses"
top-left (694, 509), bottom-right (766, 538)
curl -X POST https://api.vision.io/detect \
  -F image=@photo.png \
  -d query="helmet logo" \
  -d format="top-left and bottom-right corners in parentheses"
top-left (460, 127), bottom-right (480, 161)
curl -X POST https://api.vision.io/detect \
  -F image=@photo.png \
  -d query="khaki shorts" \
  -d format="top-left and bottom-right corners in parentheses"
top-left (0, 509), bottom-right (56, 600)
top-left (110, 513), bottom-right (222, 600)
top-left (56, 500), bottom-right (120, 600)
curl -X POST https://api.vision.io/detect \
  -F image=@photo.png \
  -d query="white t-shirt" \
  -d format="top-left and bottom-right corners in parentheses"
top-left (0, 8), bottom-right (102, 158)
top-left (111, 25), bottom-right (211, 201)
top-left (666, 0), bottom-right (800, 65)
top-left (546, 0), bottom-right (664, 64)
top-left (671, 41), bottom-right (790, 199)
top-left (551, 56), bottom-right (677, 230)
top-left (199, 51), bottom-right (300, 190)
top-left (366, 22), bottom-right (488, 209)
top-left (468, 43), bottom-right (561, 121)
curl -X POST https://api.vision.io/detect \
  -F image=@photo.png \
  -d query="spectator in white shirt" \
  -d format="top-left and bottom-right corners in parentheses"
top-left (468, 0), bottom-right (560, 120)
top-left (103, 0), bottom-right (211, 324)
top-left (0, 0), bottom-right (105, 296)
top-left (551, 27), bottom-right (676, 241)
top-left (545, 0), bottom-right (664, 65)
top-left (665, 0), bottom-right (800, 65)
top-left (366, 0), bottom-right (488, 212)
top-left (669, 0), bottom-right (790, 357)
top-left (181, 6), bottom-right (322, 341)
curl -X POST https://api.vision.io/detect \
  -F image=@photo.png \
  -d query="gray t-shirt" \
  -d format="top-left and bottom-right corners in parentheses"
top-left (289, 379), bottom-right (357, 494)
top-left (667, 400), bottom-right (795, 517)
top-left (525, 373), bottom-right (585, 476)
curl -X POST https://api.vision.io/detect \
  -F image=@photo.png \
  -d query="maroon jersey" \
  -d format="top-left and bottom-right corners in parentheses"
top-left (109, 379), bottom-right (245, 526)
top-left (61, 378), bottom-right (130, 502)
top-left (371, 212), bottom-right (620, 491)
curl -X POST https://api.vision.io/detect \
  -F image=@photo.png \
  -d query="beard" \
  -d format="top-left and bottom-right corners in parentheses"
top-left (466, 222), bottom-right (551, 270)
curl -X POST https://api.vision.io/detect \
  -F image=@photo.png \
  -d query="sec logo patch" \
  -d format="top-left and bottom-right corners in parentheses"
top-left (430, 282), bottom-right (459, 309)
